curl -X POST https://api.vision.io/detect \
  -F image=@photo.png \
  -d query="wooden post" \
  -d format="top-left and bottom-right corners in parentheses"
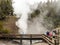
top-left (54, 29), bottom-right (59, 45)
top-left (49, 44), bottom-right (51, 45)
top-left (30, 35), bottom-right (32, 45)
top-left (58, 30), bottom-right (59, 45)
top-left (20, 39), bottom-right (22, 45)
top-left (54, 39), bottom-right (56, 45)
top-left (20, 35), bottom-right (22, 45)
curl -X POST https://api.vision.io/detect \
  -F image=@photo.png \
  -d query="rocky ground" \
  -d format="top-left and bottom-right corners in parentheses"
top-left (0, 40), bottom-right (49, 45)
top-left (0, 40), bottom-right (58, 45)
top-left (0, 40), bottom-right (18, 45)
top-left (0, 40), bottom-right (60, 45)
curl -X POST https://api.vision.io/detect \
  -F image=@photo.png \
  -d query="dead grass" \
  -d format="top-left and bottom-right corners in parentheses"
top-left (3, 16), bottom-right (18, 34)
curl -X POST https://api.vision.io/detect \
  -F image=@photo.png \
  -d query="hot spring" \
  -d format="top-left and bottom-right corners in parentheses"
top-left (12, 0), bottom-right (60, 45)
top-left (12, 0), bottom-right (50, 34)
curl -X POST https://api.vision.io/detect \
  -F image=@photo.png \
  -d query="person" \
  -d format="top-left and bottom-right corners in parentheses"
top-left (53, 30), bottom-right (56, 38)
top-left (53, 30), bottom-right (57, 34)
top-left (49, 31), bottom-right (53, 37)
top-left (46, 31), bottom-right (49, 36)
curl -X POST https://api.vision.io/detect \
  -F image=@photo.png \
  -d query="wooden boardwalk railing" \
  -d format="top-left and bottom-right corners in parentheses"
top-left (0, 34), bottom-right (54, 45)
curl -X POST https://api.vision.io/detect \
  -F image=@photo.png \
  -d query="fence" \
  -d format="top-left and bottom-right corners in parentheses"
top-left (0, 34), bottom-right (54, 45)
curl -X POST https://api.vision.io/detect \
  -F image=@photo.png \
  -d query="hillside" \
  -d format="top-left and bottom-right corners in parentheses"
top-left (2, 16), bottom-right (18, 34)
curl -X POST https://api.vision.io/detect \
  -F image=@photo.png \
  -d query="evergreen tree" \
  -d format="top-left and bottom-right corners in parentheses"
top-left (0, 0), bottom-right (13, 20)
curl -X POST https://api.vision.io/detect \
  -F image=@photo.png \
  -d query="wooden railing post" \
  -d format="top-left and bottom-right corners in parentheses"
top-left (20, 35), bottom-right (22, 45)
top-left (58, 30), bottom-right (59, 45)
top-left (54, 39), bottom-right (56, 45)
top-left (30, 34), bottom-right (32, 45)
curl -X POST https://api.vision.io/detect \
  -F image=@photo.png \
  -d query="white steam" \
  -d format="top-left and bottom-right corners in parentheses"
top-left (12, 0), bottom-right (48, 34)
top-left (12, 0), bottom-right (30, 34)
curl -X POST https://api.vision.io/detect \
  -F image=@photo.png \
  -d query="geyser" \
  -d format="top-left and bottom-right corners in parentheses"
top-left (12, 0), bottom-right (60, 45)
top-left (12, 0), bottom-right (30, 34)
top-left (12, 0), bottom-right (58, 34)
top-left (12, 0), bottom-right (47, 34)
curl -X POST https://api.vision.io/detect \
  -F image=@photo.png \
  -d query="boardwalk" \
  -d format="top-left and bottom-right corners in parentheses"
top-left (0, 34), bottom-right (54, 45)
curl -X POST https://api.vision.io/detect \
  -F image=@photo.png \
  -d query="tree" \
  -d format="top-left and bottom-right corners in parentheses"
top-left (0, 0), bottom-right (13, 20)
top-left (29, 0), bottom-right (60, 30)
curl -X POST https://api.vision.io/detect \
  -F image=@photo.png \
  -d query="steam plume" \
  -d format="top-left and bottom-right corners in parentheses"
top-left (12, 0), bottom-right (47, 34)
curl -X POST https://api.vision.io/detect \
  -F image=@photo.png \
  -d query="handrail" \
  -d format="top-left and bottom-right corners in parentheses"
top-left (42, 35), bottom-right (54, 44)
top-left (0, 34), bottom-right (54, 45)
top-left (43, 34), bottom-right (52, 40)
